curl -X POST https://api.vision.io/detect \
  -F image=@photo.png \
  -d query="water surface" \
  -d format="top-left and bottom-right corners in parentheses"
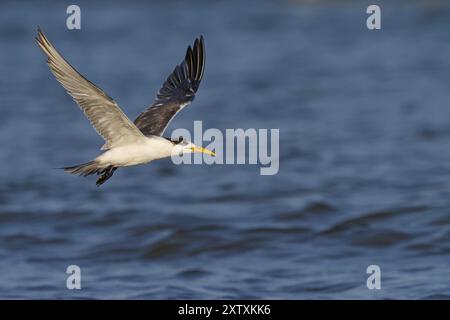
top-left (1, 0), bottom-right (450, 299)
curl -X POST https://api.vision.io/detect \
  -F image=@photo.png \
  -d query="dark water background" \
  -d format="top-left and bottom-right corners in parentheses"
top-left (1, 0), bottom-right (450, 299)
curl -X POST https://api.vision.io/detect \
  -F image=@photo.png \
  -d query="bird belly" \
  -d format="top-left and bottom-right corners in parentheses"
top-left (97, 144), bottom-right (165, 167)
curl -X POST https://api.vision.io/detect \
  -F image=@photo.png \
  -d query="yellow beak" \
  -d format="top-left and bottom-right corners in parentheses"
top-left (192, 146), bottom-right (216, 156)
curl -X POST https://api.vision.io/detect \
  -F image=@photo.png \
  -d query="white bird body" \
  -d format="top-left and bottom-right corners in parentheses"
top-left (96, 137), bottom-right (174, 167)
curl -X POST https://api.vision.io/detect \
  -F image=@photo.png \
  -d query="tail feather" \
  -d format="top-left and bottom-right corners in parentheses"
top-left (64, 161), bottom-right (105, 177)
top-left (63, 161), bottom-right (117, 186)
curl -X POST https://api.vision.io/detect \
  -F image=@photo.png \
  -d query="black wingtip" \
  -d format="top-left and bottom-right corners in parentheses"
top-left (194, 36), bottom-right (204, 53)
top-left (181, 35), bottom-right (205, 82)
top-left (195, 35), bottom-right (205, 81)
top-left (193, 35), bottom-right (204, 51)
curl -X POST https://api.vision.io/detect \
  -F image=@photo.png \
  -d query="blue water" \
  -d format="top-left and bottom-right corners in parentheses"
top-left (1, 0), bottom-right (450, 299)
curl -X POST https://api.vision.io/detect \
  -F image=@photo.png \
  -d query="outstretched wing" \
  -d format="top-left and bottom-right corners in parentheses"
top-left (134, 36), bottom-right (205, 136)
top-left (36, 28), bottom-right (145, 150)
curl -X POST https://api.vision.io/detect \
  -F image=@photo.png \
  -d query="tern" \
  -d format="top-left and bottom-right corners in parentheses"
top-left (36, 28), bottom-right (214, 186)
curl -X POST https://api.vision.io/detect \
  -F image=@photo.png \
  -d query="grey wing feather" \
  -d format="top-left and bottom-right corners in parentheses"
top-left (134, 36), bottom-right (205, 136)
top-left (36, 28), bottom-right (145, 150)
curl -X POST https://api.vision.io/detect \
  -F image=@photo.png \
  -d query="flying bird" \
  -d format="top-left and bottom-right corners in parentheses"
top-left (36, 28), bottom-right (214, 186)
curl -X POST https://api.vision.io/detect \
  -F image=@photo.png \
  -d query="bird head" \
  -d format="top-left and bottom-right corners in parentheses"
top-left (171, 138), bottom-right (215, 157)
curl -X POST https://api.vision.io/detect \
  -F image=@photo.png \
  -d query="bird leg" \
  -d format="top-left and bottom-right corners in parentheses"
top-left (96, 166), bottom-right (117, 186)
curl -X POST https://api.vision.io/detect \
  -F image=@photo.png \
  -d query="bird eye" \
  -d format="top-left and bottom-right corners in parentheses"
top-left (178, 137), bottom-right (184, 142)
